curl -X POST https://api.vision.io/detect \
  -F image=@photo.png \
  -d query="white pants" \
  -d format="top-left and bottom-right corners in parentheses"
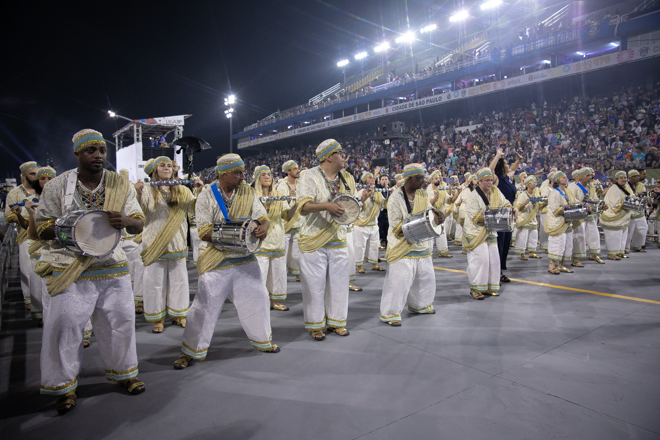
top-left (444, 214), bottom-right (454, 239)
top-left (40, 275), bottom-right (138, 395)
top-left (648, 215), bottom-right (657, 238)
top-left (604, 227), bottom-right (628, 256)
top-left (467, 240), bottom-right (500, 292)
top-left (346, 230), bottom-right (356, 282)
top-left (143, 258), bottom-right (190, 322)
top-left (514, 227), bottom-right (538, 254)
top-left (572, 222), bottom-right (587, 259)
top-left (28, 257), bottom-right (43, 319)
top-left (431, 229), bottom-right (449, 255)
top-left (133, 243), bottom-right (145, 302)
top-left (190, 227), bottom-right (201, 263)
top-left (380, 256), bottom-right (435, 322)
top-left (548, 231), bottom-right (573, 263)
top-left (181, 259), bottom-right (275, 358)
top-left (539, 213), bottom-right (549, 250)
top-left (353, 224), bottom-right (379, 267)
top-left (300, 246), bottom-right (349, 331)
top-left (454, 219), bottom-right (463, 243)
top-left (512, 225), bottom-right (519, 243)
top-left (284, 232), bottom-right (300, 275)
top-left (626, 217), bottom-right (648, 251)
top-left (19, 241), bottom-right (31, 306)
top-left (121, 240), bottom-right (141, 300)
top-left (256, 255), bottom-right (287, 300)
top-left (585, 219), bottom-right (601, 255)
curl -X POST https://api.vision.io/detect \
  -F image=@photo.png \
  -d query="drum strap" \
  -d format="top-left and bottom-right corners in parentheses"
top-left (64, 170), bottom-right (78, 209)
top-left (475, 187), bottom-right (490, 207)
top-left (211, 183), bottom-right (231, 221)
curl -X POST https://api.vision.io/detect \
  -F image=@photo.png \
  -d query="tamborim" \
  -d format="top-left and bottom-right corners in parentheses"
top-left (402, 209), bottom-right (444, 243)
top-left (484, 207), bottom-right (514, 232)
top-left (563, 204), bottom-right (587, 221)
top-left (330, 194), bottom-right (361, 225)
top-left (54, 210), bottom-right (121, 258)
top-left (212, 219), bottom-right (262, 254)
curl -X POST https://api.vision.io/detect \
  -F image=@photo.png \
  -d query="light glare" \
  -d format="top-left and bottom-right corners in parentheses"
top-left (337, 59), bottom-right (349, 67)
top-left (449, 10), bottom-right (469, 22)
top-left (374, 42), bottom-right (390, 52)
top-left (395, 31), bottom-right (415, 44)
top-left (108, 110), bottom-right (116, 118)
top-left (420, 24), bottom-right (437, 33)
top-left (354, 51), bottom-right (368, 60)
top-left (480, 0), bottom-right (503, 10)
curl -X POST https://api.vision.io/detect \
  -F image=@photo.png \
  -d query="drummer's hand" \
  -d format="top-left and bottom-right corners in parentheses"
top-left (432, 209), bottom-right (445, 225)
top-left (194, 179), bottom-right (204, 191)
top-left (365, 186), bottom-right (374, 197)
top-left (134, 181), bottom-right (144, 191)
top-left (253, 223), bottom-right (268, 239)
top-left (477, 215), bottom-right (485, 226)
top-left (10, 205), bottom-right (22, 215)
top-left (106, 211), bottom-right (132, 229)
top-left (586, 205), bottom-right (592, 214)
top-left (513, 208), bottom-right (519, 221)
top-left (25, 200), bottom-right (38, 215)
top-left (326, 203), bottom-right (345, 217)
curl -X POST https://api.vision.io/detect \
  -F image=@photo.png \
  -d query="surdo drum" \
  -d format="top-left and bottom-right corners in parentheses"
top-left (211, 219), bottom-right (262, 254)
top-left (54, 210), bottom-right (121, 258)
top-left (402, 209), bottom-right (444, 243)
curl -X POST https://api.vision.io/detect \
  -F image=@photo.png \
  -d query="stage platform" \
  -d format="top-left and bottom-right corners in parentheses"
top-left (1, 240), bottom-right (659, 439)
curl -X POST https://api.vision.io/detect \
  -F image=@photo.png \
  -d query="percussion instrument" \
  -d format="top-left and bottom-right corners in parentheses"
top-left (259, 196), bottom-right (295, 203)
top-left (563, 204), bottom-right (587, 221)
top-left (402, 209), bottom-right (445, 243)
top-left (584, 199), bottom-right (604, 214)
top-left (10, 198), bottom-right (39, 207)
top-left (330, 194), bottom-right (361, 225)
top-left (355, 185), bottom-right (389, 192)
top-left (484, 207), bottom-right (514, 232)
top-left (528, 197), bottom-right (548, 204)
top-left (435, 186), bottom-right (462, 191)
top-left (150, 179), bottom-right (196, 187)
top-left (622, 197), bottom-right (644, 213)
top-left (54, 210), bottom-right (121, 258)
top-left (211, 219), bottom-right (262, 254)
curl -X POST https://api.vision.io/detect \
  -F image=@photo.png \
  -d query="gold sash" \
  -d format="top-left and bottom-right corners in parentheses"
top-left (298, 170), bottom-right (353, 253)
top-left (132, 233), bottom-right (143, 244)
top-left (17, 228), bottom-right (29, 246)
top-left (141, 188), bottom-right (192, 266)
top-left (385, 189), bottom-right (428, 264)
top-left (354, 192), bottom-right (383, 227)
top-left (265, 191), bottom-right (284, 234)
top-left (515, 191), bottom-right (539, 228)
top-left (46, 171), bottom-right (130, 296)
top-left (196, 182), bottom-right (255, 276)
top-left (433, 189), bottom-right (447, 211)
top-left (545, 188), bottom-right (575, 237)
top-left (463, 187), bottom-right (502, 252)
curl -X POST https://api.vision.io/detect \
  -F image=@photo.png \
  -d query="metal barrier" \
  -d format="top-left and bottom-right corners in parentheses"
top-left (0, 224), bottom-right (18, 331)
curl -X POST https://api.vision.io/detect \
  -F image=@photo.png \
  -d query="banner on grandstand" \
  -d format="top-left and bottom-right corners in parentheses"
top-left (238, 45), bottom-right (660, 149)
top-left (136, 115), bottom-right (187, 125)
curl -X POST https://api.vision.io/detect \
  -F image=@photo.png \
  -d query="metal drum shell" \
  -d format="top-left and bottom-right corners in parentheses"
top-left (563, 204), bottom-right (588, 222)
top-left (54, 210), bottom-right (121, 258)
top-left (331, 194), bottom-right (361, 225)
top-left (402, 209), bottom-right (444, 243)
top-left (484, 207), bottom-right (514, 232)
top-left (622, 197), bottom-right (643, 213)
top-left (211, 219), bottom-right (262, 254)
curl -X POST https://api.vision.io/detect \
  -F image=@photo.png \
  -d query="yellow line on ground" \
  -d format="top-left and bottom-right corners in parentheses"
top-left (433, 266), bottom-right (660, 305)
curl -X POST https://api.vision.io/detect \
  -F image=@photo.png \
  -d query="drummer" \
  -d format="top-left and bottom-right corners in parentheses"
top-left (276, 160), bottom-right (302, 281)
top-left (174, 154), bottom-right (279, 370)
top-left (546, 171), bottom-right (578, 274)
top-left (253, 165), bottom-right (296, 312)
top-left (514, 175), bottom-right (542, 260)
top-left (426, 170), bottom-right (451, 258)
top-left (600, 171), bottom-right (633, 260)
top-left (625, 169), bottom-right (648, 253)
top-left (568, 167), bottom-right (603, 265)
top-left (340, 157), bottom-right (361, 292)
top-left (135, 156), bottom-right (194, 333)
top-left (456, 174), bottom-right (477, 254)
top-left (463, 168), bottom-right (512, 300)
top-left (354, 171), bottom-right (386, 274)
top-left (295, 139), bottom-right (352, 341)
top-left (380, 164), bottom-right (444, 326)
top-left (538, 168), bottom-right (558, 253)
top-left (35, 128), bottom-right (146, 414)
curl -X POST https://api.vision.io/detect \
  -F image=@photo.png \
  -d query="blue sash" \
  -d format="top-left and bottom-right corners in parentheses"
top-left (576, 182), bottom-right (588, 195)
top-left (555, 187), bottom-right (568, 201)
top-left (210, 183), bottom-right (230, 221)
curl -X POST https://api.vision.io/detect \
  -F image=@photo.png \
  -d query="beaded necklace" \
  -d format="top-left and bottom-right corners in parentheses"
top-left (218, 183), bottom-right (236, 208)
top-left (76, 170), bottom-right (106, 210)
top-left (320, 168), bottom-right (340, 198)
top-left (158, 187), bottom-right (172, 203)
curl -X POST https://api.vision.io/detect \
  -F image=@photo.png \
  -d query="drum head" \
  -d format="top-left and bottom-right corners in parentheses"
top-left (244, 220), bottom-right (262, 253)
top-left (74, 211), bottom-right (120, 257)
top-left (429, 211), bottom-right (444, 235)
top-left (333, 195), bottom-right (360, 225)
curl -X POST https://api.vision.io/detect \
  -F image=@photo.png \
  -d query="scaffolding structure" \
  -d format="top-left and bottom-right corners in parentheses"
top-left (112, 115), bottom-right (192, 149)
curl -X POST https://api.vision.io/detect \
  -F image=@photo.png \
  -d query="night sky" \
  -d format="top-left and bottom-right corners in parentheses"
top-left (1, 0), bottom-right (612, 178)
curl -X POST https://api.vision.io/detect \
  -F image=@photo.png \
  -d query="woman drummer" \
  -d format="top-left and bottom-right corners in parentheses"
top-left (546, 171), bottom-right (577, 274)
top-left (135, 156), bottom-right (194, 333)
top-left (252, 165), bottom-right (296, 311)
top-left (463, 168), bottom-right (512, 300)
top-left (599, 171), bottom-right (633, 260)
top-left (514, 176), bottom-right (542, 261)
top-left (456, 174), bottom-right (477, 254)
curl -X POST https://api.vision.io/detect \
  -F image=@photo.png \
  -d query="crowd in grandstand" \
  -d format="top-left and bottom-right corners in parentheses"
top-left (227, 78), bottom-right (660, 186)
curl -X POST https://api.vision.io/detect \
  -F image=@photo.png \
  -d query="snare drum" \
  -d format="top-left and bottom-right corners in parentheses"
top-left (563, 204), bottom-right (587, 221)
top-left (584, 199), bottom-right (603, 215)
top-left (212, 219), bottom-right (262, 254)
top-left (54, 210), bottom-right (121, 258)
top-left (622, 197), bottom-right (643, 213)
top-left (402, 209), bottom-right (444, 243)
top-left (330, 194), bottom-right (361, 225)
top-left (484, 207), bottom-right (514, 232)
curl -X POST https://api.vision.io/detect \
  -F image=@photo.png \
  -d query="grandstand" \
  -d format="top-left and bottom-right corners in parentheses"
top-left (236, 0), bottom-right (660, 156)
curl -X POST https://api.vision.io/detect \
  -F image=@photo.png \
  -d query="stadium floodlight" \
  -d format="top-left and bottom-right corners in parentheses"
top-left (576, 51), bottom-right (585, 56)
top-left (395, 31), bottom-right (415, 44)
top-left (337, 59), bottom-right (349, 67)
top-left (542, 60), bottom-right (551, 64)
top-left (374, 42), bottom-right (390, 52)
top-left (480, 0), bottom-right (503, 11)
top-left (107, 110), bottom-right (133, 122)
top-left (354, 51), bottom-right (368, 60)
top-left (610, 41), bottom-right (619, 47)
top-left (108, 110), bottom-right (116, 118)
top-left (227, 94), bottom-right (236, 105)
top-left (420, 24), bottom-right (437, 33)
top-left (224, 108), bottom-right (233, 119)
top-left (449, 10), bottom-right (469, 22)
